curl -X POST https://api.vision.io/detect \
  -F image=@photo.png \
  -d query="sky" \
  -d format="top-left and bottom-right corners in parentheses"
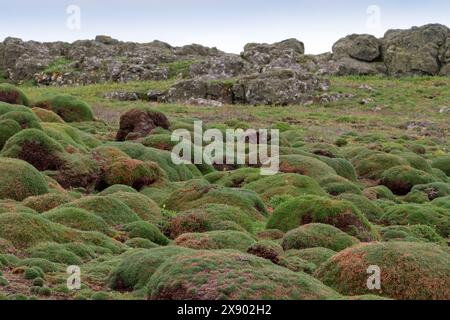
top-left (1, 0), bottom-right (450, 54)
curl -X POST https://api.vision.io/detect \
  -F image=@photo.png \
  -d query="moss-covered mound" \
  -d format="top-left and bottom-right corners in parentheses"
top-left (22, 193), bottom-right (72, 213)
top-left (0, 129), bottom-right (66, 171)
top-left (282, 224), bottom-right (360, 252)
top-left (108, 247), bottom-right (194, 292)
top-left (337, 193), bottom-right (384, 223)
top-left (0, 158), bottom-right (49, 201)
top-left (106, 192), bottom-right (162, 222)
top-left (175, 230), bottom-right (256, 251)
top-left (42, 122), bottom-right (99, 152)
top-left (380, 165), bottom-right (437, 195)
top-left (244, 173), bottom-right (327, 201)
top-left (411, 182), bottom-right (450, 201)
top-left (0, 200), bottom-right (37, 214)
top-left (246, 240), bottom-right (284, 263)
top-left (277, 251), bottom-right (317, 274)
top-left (53, 153), bottom-right (101, 189)
top-left (380, 225), bottom-right (446, 244)
top-left (31, 107), bottom-right (65, 123)
top-left (0, 111), bottom-right (43, 130)
top-left (204, 168), bottom-right (262, 187)
top-left (121, 221), bottom-right (169, 245)
top-left (147, 250), bottom-right (340, 300)
top-left (33, 95), bottom-right (94, 122)
top-left (0, 212), bottom-right (122, 251)
top-left (141, 134), bottom-right (177, 151)
top-left (0, 119), bottom-right (21, 150)
top-left (353, 152), bottom-right (407, 180)
top-left (294, 247), bottom-right (337, 269)
top-left (362, 185), bottom-right (396, 201)
top-left (97, 184), bottom-right (137, 196)
top-left (125, 238), bottom-right (159, 249)
top-left (318, 175), bottom-right (362, 196)
top-left (106, 141), bottom-right (201, 182)
top-left (432, 196), bottom-right (450, 210)
top-left (102, 158), bottom-right (165, 191)
top-left (279, 155), bottom-right (337, 180)
top-left (0, 84), bottom-right (29, 106)
top-left (60, 196), bottom-right (140, 226)
top-left (431, 155), bottom-right (450, 177)
top-left (379, 204), bottom-right (449, 237)
top-left (42, 207), bottom-right (113, 235)
top-left (267, 195), bottom-right (376, 241)
top-left (165, 180), bottom-right (268, 220)
top-left (90, 146), bottom-right (131, 169)
top-left (164, 204), bottom-right (253, 238)
top-left (315, 242), bottom-right (450, 300)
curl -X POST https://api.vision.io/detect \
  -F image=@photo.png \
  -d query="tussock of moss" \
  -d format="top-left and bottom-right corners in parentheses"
top-left (0, 158), bottom-right (49, 201)
top-left (380, 165), bottom-right (437, 195)
top-left (379, 204), bottom-right (449, 237)
top-left (147, 250), bottom-right (340, 300)
top-left (267, 195), bottom-right (377, 241)
top-left (0, 84), bottom-right (30, 106)
top-left (33, 95), bottom-right (94, 122)
top-left (315, 242), bottom-right (450, 300)
top-left (282, 223), bottom-right (360, 251)
top-left (175, 230), bottom-right (256, 251)
top-left (60, 196), bottom-right (140, 226)
top-left (22, 193), bottom-right (72, 213)
top-left (0, 111), bottom-right (42, 130)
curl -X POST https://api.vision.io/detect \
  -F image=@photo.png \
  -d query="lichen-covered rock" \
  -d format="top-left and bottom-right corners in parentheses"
top-left (333, 34), bottom-right (381, 62)
top-left (315, 242), bottom-right (450, 300)
top-left (382, 24), bottom-right (450, 76)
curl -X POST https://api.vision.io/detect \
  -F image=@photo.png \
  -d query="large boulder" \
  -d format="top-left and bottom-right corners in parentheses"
top-left (382, 24), bottom-right (450, 76)
top-left (333, 34), bottom-right (381, 62)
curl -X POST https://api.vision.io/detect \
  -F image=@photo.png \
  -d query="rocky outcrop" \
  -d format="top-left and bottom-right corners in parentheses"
top-left (1, 24), bottom-right (449, 106)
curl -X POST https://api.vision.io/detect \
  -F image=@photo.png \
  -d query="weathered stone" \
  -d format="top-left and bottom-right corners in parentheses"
top-left (333, 34), bottom-right (381, 62)
top-left (382, 24), bottom-right (450, 76)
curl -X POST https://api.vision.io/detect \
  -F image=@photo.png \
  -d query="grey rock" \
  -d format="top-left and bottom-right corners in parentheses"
top-left (382, 24), bottom-right (450, 76)
top-left (333, 34), bottom-right (381, 62)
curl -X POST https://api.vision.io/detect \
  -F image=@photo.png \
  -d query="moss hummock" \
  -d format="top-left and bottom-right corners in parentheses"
top-left (282, 223), bottom-right (360, 252)
top-left (0, 119), bottom-right (21, 150)
top-left (175, 230), bottom-right (256, 251)
top-left (0, 158), bottom-right (49, 201)
top-left (102, 158), bottom-right (165, 191)
top-left (315, 242), bottom-right (450, 300)
top-left (60, 196), bottom-right (140, 226)
top-left (379, 203), bottom-right (449, 237)
top-left (0, 111), bottom-right (43, 130)
top-left (164, 204), bottom-right (253, 239)
top-left (0, 84), bottom-right (30, 106)
top-left (244, 173), bottom-right (327, 201)
top-left (147, 250), bottom-right (340, 300)
top-left (380, 165), bottom-right (437, 195)
top-left (33, 95), bottom-right (94, 122)
top-left (267, 195), bottom-right (377, 241)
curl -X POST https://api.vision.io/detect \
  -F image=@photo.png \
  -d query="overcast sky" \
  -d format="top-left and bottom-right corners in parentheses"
top-left (1, 0), bottom-right (449, 54)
